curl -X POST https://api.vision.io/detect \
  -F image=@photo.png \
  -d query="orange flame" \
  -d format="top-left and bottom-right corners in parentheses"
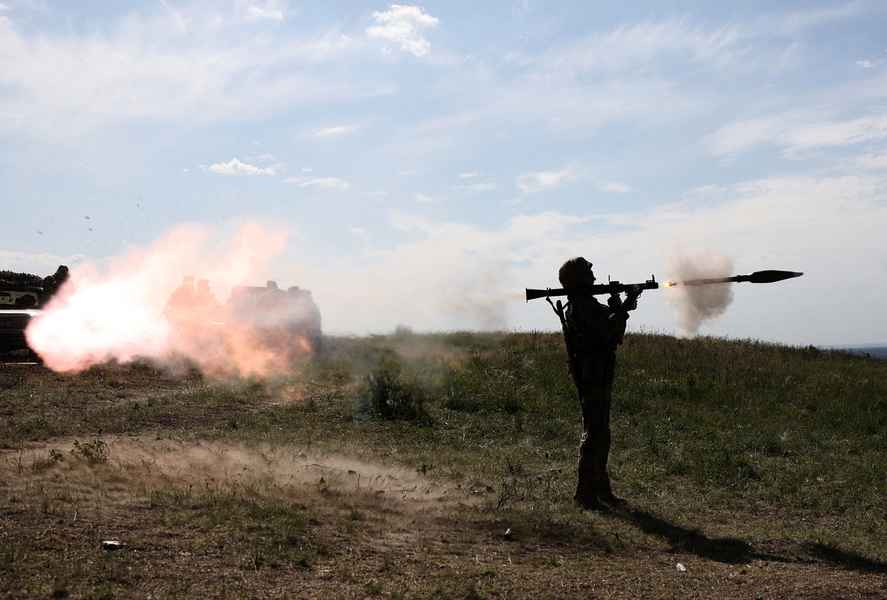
top-left (25, 222), bottom-right (314, 377)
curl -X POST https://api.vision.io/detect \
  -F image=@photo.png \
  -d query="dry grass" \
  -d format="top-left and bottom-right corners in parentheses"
top-left (1, 332), bottom-right (885, 598)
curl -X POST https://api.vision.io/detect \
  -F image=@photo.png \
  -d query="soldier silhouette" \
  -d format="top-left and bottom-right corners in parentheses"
top-left (40, 265), bottom-right (69, 305)
top-left (556, 257), bottom-right (641, 509)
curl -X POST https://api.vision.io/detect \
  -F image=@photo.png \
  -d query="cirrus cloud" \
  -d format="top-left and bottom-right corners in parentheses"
top-left (312, 125), bottom-right (359, 138)
top-left (284, 176), bottom-right (350, 190)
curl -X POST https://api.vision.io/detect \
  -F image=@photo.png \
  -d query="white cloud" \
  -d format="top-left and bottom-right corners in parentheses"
top-left (516, 167), bottom-right (576, 194)
top-left (312, 125), bottom-right (358, 138)
top-left (784, 116), bottom-right (887, 153)
top-left (284, 176), bottom-right (350, 190)
top-left (239, 0), bottom-right (286, 22)
top-left (855, 153), bottom-right (887, 170)
top-left (856, 59), bottom-right (875, 69)
top-left (707, 114), bottom-right (887, 157)
top-left (366, 4), bottom-right (439, 57)
top-left (539, 19), bottom-right (745, 76)
top-left (0, 9), bottom-right (358, 138)
top-left (458, 182), bottom-right (497, 192)
top-left (0, 3), bottom-right (10, 11)
top-left (208, 158), bottom-right (276, 176)
top-left (706, 116), bottom-right (784, 156)
top-left (415, 193), bottom-right (434, 204)
top-left (598, 181), bottom-right (631, 193)
top-left (459, 171), bottom-right (480, 179)
top-left (778, 3), bottom-right (865, 34)
top-left (349, 226), bottom-right (369, 240)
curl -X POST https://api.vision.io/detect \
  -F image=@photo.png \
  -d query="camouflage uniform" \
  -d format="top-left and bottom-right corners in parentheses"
top-left (558, 257), bottom-right (637, 509)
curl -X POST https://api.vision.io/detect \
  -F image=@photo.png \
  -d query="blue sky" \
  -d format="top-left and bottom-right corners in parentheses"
top-left (2, 0), bottom-right (886, 344)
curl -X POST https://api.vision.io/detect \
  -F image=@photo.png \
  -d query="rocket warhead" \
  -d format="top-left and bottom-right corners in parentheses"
top-left (743, 270), bottom-right (804, 284)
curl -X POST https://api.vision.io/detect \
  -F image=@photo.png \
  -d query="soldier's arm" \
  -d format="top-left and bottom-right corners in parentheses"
top-left (605, 296), bottom-right (630, 344)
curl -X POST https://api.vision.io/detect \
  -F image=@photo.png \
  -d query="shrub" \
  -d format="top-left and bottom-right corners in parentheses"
top-left (361, 357), bottom-right (431, 424)
top-left (70, 438), bottom-right (109, 464)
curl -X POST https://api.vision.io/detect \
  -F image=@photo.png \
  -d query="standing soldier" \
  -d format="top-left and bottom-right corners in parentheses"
top-left (40, 265), bottom-right (69, 306)
top-left (556, 257), bottom-right (641, 509)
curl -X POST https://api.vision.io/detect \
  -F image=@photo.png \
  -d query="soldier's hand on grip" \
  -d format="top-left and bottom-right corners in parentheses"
top-left (623, 289), bottom-right (642, 312)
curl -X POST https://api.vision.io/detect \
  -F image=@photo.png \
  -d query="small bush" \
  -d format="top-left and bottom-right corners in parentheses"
top-left (361, 357), bottom-right (431, 424)
top-left (441, 368), bottom-right (480, 413)
top-left (70, 438), bottom-right (109, 464)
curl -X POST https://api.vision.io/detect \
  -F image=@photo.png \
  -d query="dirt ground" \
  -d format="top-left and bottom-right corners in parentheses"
top-left (1, 354), bottom-right (885, 599)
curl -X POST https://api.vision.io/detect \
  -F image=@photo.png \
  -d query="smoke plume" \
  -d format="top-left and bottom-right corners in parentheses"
top-left (666, 252), bottom-right (734, 334)
top-left (24, 222), bottom-right (316, 376)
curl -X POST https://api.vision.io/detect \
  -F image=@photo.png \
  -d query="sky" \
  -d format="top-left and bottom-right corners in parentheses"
top-left (2, 0), bottom-right (886, 346)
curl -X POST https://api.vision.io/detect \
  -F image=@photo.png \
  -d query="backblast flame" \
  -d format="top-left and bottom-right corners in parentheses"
top-left (24, 222), bottom-right (314, 377)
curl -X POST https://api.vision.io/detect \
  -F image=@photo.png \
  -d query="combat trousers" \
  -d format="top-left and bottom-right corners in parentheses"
top-left (573, 351), bottom-right (616, 506)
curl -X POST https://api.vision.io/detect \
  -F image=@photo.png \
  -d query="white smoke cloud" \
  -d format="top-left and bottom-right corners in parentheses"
top-left (665, 253), bottom-right (734, 334)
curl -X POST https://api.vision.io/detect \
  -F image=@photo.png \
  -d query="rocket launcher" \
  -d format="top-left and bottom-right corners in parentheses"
top-left (525, 270), bottom-right (803, 302)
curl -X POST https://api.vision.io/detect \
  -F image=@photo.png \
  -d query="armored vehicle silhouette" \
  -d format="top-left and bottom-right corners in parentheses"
top-left (0, 266), bottom-right (69, 356)
top-left (165, 277), bottom-right (322, 365)
top-left (226, 280), bottom-right (322, 353)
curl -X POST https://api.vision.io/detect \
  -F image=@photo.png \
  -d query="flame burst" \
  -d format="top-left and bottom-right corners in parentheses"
top-left (25, 223), bottom-right (316, 377)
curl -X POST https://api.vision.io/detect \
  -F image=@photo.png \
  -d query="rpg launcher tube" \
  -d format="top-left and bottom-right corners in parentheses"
top-left (525, 278), bottom-right (659, 302)
top-left (526, 270), bottom-right (803, 301)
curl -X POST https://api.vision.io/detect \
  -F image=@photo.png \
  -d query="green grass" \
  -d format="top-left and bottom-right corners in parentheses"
top-left (2, 331), bottom-right (886, 598)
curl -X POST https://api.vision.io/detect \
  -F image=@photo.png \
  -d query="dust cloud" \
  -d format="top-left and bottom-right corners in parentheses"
top-left (666, 253), bottom-right (734, 334)
top-left (24, 222), bottom-right (318, 376)
top-left (1, 438), bottom-right (456, 508)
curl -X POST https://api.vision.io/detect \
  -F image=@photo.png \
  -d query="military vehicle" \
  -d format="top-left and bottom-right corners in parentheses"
top-left (0, 266), bottom-right (69, 357)
top-left (226, 280), bottom-right (322, 353)
top-left (165, 277), bottom-right (322, 364)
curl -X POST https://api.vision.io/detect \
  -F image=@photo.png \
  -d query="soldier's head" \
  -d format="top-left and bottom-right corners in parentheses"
top-left (558, 257), bottom-right (595, 290)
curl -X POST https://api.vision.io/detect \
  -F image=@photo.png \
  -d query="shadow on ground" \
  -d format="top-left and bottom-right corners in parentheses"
top-left (610, 504), bottom-right (887, 575)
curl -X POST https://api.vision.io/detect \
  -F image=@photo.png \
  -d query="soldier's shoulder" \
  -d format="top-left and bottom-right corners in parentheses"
top-left (568, 294), bottom-right (607, 314)
top-left (573, 294), bottom-right (606, 307)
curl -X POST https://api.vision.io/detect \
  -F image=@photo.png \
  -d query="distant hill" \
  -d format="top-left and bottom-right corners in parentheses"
top-left (832, 346), bottom-right (887, 360)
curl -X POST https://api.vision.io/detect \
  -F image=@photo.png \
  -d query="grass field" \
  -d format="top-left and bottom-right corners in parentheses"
top-left (1, 332), bottom-right (885, 599)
